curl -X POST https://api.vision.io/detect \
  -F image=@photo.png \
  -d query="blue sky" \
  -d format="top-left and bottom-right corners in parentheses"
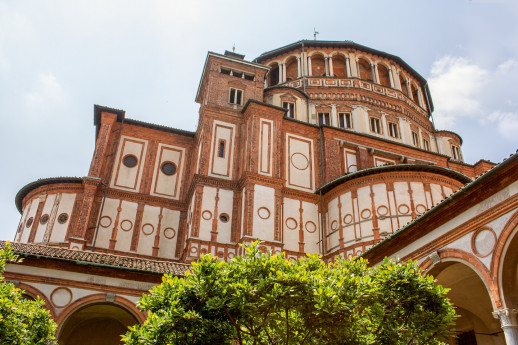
top-left (1, 0), bottom-right (517, 240)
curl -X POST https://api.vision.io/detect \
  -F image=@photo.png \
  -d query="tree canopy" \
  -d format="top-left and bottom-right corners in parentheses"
top-left (0, 242), bottom-right (57, 345)
top-left (123, 242), bottom-right (456, 345)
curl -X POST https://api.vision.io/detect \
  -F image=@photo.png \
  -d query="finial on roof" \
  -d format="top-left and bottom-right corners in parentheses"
top-left (233, 43), bottom-right (235, 52)
top-left (313, 27), bottom-right (319, 40)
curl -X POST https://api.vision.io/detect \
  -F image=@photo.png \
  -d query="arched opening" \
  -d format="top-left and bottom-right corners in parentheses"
top-left (428, 261), bottom-right (504, 345)
top-left (332, 55), bottom-right (347, 77)
top-left (500, 225), bottom-right (518, 309)
top-left (378, 64), bottom-right (391, 87)
top-left (268, 63), bottom-right (279, 86)
top-left (357, 58), bottom-right (373, 82)
top-left (58, 303), bottom-right (140, 345)
top-left (399, 73), bottom-right (409, 95)
top-left (285, 57), bottom-right (298, 81)
top-left (411, 83), bottom-right (420, 104)
top-left (311, 54), bottom-right (326, 77)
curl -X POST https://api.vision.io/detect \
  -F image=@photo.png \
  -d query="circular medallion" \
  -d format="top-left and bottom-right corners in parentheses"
top-left (290, 153), bottom-right (309, 170)
top-left (228, 252), bottom-right (235, 259)
top-left (120, 219), bottom-right (133, 231)
top-left (377, 205), bottom-right (388, 217)
top-left (190, 246), bottom-right (198, 254)
top-left (415, 204), bottom-right (427, 215)
top-left (398, 204), bottom-right (410, 214)
top-left (164, 227), bottom-right (176, 239)
top-left (331, 220), bottom-right (338, 231)
top-left (472, 227), bottom-right (497, 258)
top-left (257, 207), bottom-right (271, 220)
top-left (285, 217), bottom-right (298, 230)
top-left (343, 214), bottom-right (353, 224)
top-left (123, 154), bottom-right (138, 168)
top-left (360, 209), bottom-right (371, 219)
top-left (40, 214), bottom-right (50, 225)
top-left (99, 216), bottom-right (112, 228)
top-left (305, 221), bottom-right (317, 233)
top-left (142, 223), bottom-right (154, 236)
top-left (161, 162), bottom-right (177, 176)
top-left (26, 217), bottom-right (34, 228)
top-left (51, 287), bottom-right (72, 308)
top-left (57, 213), bottom-right (69, 224)
top-left (202, 210), bottom-right (212, 220)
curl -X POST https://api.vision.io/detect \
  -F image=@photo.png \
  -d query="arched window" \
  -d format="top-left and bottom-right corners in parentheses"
top-left (399, 73), bottom-right (409, 96)
top-left (285, 57), bottom-right (298, 81)
top-left (268, 63), bottom-right (279, 86)
top-left (311, 54), bottom-right (326, 77)
top-left (377, 64), bottom-right (391, 87)
top-left (357, 58), bottom-right (373, 82)
top-left (332, 55), bottom-right (347, 77)
top-left (411, 84), bottom-right (420, 104)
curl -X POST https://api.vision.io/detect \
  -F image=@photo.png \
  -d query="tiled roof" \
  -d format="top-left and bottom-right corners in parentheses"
top-left (0, 241), bottom-right (189, 276)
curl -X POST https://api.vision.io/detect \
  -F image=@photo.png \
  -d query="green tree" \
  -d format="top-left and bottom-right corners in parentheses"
top-left (123, 242), bottom-right (455, 345)
top-left (0, 242), bottom-right (57, 345)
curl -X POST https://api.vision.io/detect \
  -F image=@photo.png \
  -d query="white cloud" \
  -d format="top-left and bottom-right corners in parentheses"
top-left (428, 56), bottom-right (488, 128)
top-left (485, 111), bottom-right (518, 142)
top-left (497, 58), bottom-right (517, 72)
top-left (24, 72), bottom-right (65, 107)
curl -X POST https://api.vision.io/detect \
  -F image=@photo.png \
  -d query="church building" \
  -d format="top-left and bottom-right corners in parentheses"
top-left (3, 40), bottom-right (518, 345)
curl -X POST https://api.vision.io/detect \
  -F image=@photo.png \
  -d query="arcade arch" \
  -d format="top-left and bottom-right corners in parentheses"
top-left (311, 53), bottom-right (326, 77)
top-left (377, 63), bottom-right (391, 87)
top-left (332, 54), bottom-right (347, 77)
top-left (285, 56), bottom-right (298, 81)
top-left (357, 57), bottom-right (373, 82)
top-left (268, 62), bottom-right (280, 86)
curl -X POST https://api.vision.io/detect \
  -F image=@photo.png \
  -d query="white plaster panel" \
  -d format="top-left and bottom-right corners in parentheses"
top-left (253, 185), bottom-right (275, 242)
top-left (394, 182), bottom-right (412, 227)
top-left (430, 184), bottom-right (445, 206)
top-left (16, 203), bottom-right (31, 242)
top-left (34, 194), bottom-right (57, 243)
top-left (94, 198), bottom-right (120, 249)
top-left (216, 189), bottom-right (234, 244)
top-left (373, 155), bottom-right (396, 167)
top-left (327, 196), bottom-right (340, 251)
top-left (357, 186), bottom-right (373, 239)
top-left (241, 187), bottom-right (246, 239)
top-left (372, 183), bottom-right (392, 233)
top-left (158, 208), bottom-right (180, 259)
top-left (259, 119), bottom-right (273, 176)
top-left (209, 121), bottom-right (235, 179)
top-left (286, 133), bottom-right (315, 191)
top-left (410, 182), bottom-right (427, 215)
top-left (340, 192), bottom-right (356, 245)
top-left (283, 198), bottom-right (301, 252)
top-left (114, 201), bottom-right (138, 252)
top-left (302, 201), bottom-right (320, 254)
top-left (49, 193), bottom-right (77, 243)
top-left (19, 198), bottom-right (40, 243)
top-left (150, 143), bottom-right (185, 199)
top-left (110, 136), bottom-right (148, 192)
top-left (137, 205), bottom-right (160, 256)
top-left (199, 186), bottom-right (217, 241)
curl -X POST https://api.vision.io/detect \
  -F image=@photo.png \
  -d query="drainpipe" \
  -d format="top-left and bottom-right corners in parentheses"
top-left (91, 116), bottom-right (125, 251)
top-left (301, 42), bottom-right (310, 123)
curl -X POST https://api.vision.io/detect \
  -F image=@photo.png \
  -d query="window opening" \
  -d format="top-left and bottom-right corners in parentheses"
top-left (423, 139), bottom-right (430, 151)
top-left (244, 74), bottom-right (254, 81)
top-left (218, 140), bottom-right (226, 158)
top-left (412, 132), bottom-right (420, 147)
top-left (282, 102), bottom-right (295, 118)
top-left (229, 88), bottom-right (243, 105)
top-left (451, 145), bottom-right (461, 160)
top-left (370, 117), bottom-right (382, 134)
top-left (318, 112), bottom-right (330, 126)
top-left (388, 122), bottom-right (399, 138)
top-left (338, 112), bottom-right (352, 129)
top-left (220, 68), bottom-right (231, 75)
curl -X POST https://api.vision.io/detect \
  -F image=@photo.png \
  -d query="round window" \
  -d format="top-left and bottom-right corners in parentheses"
top-left (219, 214), bottom-right (229, 223)
top-left (123, 154), bottom-right (138, 168)
top-left (161, 162), bottom-right (177, 176)
top-left (26, 217), bottom-right (34, 228)
top-left (40, 214), bottom-right (49, 225)
top-left (57, 213), bottom-right (69, 224)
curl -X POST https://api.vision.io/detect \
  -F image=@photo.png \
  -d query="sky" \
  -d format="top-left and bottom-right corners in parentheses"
top-left (1, 0), bottom-right (517, 240)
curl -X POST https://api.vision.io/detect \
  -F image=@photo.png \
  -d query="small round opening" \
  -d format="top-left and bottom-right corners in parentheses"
top-left (40, 214), bottom-right (49, 225)
top-left (219, 214), bottom-right (229, 223)
top-left (58, 213), bottom-right (69, 224)
top-left (123, 155), bottom-right (138, 168)
top-left (161, 162), bottom-right (177, 176)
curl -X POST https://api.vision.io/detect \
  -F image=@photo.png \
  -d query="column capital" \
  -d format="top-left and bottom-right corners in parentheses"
top-left (493, 309), bottom-right (518, 328)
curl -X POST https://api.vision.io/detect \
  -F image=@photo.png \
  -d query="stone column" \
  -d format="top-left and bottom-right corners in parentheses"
top-left (345, 57), bottom-right (351, 77)
top-left (307, 56), bottom-right (312, 76)
top-left (324, 57), bottom-right (329, 76)
top-left (329, 56), bottom-right (334, 76)
top-left (494, 309), bottom-right (518, 345)
top-left (278, 64), bottom-right (283, 84)
top-left (297, 57), bottom-right (301, 78)
top-left (371, 63), bottom-right (378, 83)
top-left (388, 68), bottom-right (394, 88)
top-left (282, 63), bottom-right (286, 83)
top-left (406, 80), bottom-right (412, 98)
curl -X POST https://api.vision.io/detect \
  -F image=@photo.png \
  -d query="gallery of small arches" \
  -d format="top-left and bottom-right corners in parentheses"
top-left (265, 50), bottom-right (425, 109)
